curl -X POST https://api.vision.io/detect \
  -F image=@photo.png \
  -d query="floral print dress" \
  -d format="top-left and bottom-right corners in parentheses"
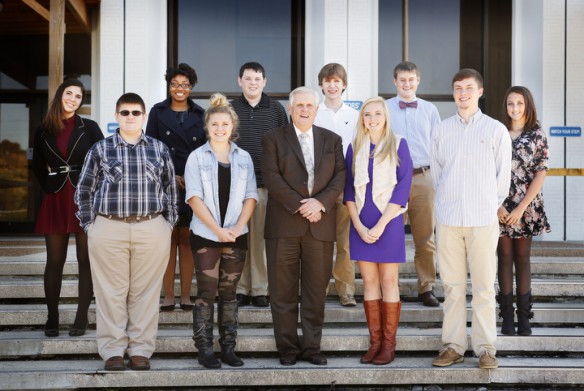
top-left (500, 127), bottom-right (551, 238)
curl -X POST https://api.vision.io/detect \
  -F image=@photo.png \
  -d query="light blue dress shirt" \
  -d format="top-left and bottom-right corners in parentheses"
top-left (386, 96), bottom-right (441, 169)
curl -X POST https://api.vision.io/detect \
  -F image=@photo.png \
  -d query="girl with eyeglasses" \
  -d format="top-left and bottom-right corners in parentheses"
top-left (146, 63), bottom-right (206, 313)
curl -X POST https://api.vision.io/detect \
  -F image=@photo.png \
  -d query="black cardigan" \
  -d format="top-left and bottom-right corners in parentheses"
top-left (32, 115), bottom-right (104, 193)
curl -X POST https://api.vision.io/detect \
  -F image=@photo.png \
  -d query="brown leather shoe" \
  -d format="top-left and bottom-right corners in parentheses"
top-left (104, 356), bottom-right (125, 371)
top-left (432, 348), bottom-right (464, 367)
top-left (419, 291), bottom-right (440, 307)
top-left (127, 355), bottom-right (150, 370)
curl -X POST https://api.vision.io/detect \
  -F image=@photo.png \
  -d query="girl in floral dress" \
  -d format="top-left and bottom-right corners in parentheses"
top-left (496, 86), bottom-right (551, 336)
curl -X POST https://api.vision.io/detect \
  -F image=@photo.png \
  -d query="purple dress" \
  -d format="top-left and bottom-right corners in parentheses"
top-left (343, 139), bottom-right (413, 263)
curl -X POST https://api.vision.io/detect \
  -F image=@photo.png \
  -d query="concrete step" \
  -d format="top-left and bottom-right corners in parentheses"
top-left (2, 302), bottom-right (584, 327)
top-left (2, 276), bottom-right (584, 299)
top-left (1, 356), bottom-right (584, 390)
top-left (3, 256), bottom-right (584, 277)
top-left (2, 327), bottom-right (584, 358)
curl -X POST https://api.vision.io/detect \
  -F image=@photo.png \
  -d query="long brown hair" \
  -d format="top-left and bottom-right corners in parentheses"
top-left (502, 86), bottom-right (540, 132)
top-left (41, 79), bottom-right (86, 136)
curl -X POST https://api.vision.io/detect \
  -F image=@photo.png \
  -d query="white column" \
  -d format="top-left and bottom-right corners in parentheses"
top-left (513, 0), bottom-right (584, 240)
top-left (541, 0), bottom-right (566, 241)
top-left (565, 0), bottom-right (584, 240)
top-left (305, 0), bottom-right (378, 102)
top-left (96, 0), bottom-right (167, 133)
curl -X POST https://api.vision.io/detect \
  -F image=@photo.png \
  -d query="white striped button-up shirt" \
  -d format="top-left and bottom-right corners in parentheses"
top-left (430, 110), bottom-right (512, 227)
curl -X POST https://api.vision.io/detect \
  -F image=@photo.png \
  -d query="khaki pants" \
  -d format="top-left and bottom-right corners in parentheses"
top-left (437, 221), bottom-right (498, 356)
top-left (333, 193), bottom-right (355, 296)
top-left (407, 171), bottom-right (437, 293)
top-left (237, 187), bottom-right (269, 296)
top-left (88, 215), bottom-right (171, 360)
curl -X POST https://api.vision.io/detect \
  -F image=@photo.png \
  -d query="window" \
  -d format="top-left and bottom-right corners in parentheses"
top-left (176, 0), bottom-right (297, 96)
top-left (378, 0), bottom-right (460, 97)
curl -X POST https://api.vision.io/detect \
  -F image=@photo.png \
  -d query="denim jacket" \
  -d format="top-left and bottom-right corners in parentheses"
top-left (184, 141), bottom-right (258, 241)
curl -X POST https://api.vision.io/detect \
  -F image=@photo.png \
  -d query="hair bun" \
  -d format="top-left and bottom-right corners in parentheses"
top-left (209, 93), bottom-right (228, 108)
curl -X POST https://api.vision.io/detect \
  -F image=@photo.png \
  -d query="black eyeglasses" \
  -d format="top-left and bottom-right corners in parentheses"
top-left (170, 82), bottom-right (192, 89)
top-left (117, 110), bottom-right (144, 117)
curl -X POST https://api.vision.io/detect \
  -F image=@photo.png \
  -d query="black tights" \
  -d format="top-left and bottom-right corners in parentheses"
top-left (497, 235), bottom-right (532, 296)
top-left (44, 233), bottom-right (93, 328)
top-left (193, 247), bottom-right (246, 307)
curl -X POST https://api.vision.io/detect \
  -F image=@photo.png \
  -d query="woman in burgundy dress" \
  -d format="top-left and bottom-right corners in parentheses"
top-left (497, 86), bottom-right (550, 336)
top-left (344, 96), bottom-right (413, 365)
top-left (33, 79), bottom-right (103, 337)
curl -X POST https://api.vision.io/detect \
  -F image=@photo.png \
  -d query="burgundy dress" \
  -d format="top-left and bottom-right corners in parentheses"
top-left (343, 139), bottom-right (413, 263)
top-left (35, 116), bottom-right (83, 234)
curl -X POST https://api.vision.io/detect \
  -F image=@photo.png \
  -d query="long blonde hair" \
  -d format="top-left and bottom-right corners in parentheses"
top-left (352, 96), bottom-right (399, 175)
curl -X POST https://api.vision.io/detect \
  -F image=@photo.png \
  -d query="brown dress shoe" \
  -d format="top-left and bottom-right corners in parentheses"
top-left (127, 355), bottom-right (151, 370)
top-left (419, 291), bottom-right (440, 307)
top-left (104, 356), bottom-right (125, 371)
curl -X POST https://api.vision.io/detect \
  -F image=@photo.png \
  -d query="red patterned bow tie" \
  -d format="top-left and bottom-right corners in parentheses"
top-left (399, 100), bottom-right (418, 109)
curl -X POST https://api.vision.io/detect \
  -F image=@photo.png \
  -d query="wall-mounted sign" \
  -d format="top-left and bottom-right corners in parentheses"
top-left (107, 123), bottom-right (119, 133)
top-left (549, 126), bottom-right (581, 137)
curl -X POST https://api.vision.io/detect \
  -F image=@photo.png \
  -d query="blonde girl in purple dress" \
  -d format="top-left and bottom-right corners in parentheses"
top-left (344, 96), bottom-right (413, 365)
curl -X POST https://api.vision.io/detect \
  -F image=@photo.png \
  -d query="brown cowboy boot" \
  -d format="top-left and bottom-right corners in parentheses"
top-left (373, 301), bottom-right (401, 365)
top-left (360, 299), bottom-right (382, 364)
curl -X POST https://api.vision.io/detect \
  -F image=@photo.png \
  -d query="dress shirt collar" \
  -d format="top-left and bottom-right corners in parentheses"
top-left (318, 101), bottom-right (349, 113)
top-left (293, 125), bottom-right (314, 140)
top-left (398, 96), bottom-right (418, 104)
top-left (238, 92), bottom-right (271, 109)
top-left (456, 109), bottom-right (483, 125)
top-left (113, 130), bottom-right (149, 147)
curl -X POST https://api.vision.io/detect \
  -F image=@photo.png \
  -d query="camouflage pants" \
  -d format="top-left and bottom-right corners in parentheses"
top-left (193, 247), bottom-right (246, 307)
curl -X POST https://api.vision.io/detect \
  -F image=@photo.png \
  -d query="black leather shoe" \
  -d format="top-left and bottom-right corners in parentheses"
top-left (44, 328), bottom-right (59, 337)
top-left (160, 304), bottom-right (176, 312)
top-left (419, 291), bottom-right (440, 307)
top-left (236, 294), bottom-right (251, 307)
top-left (44, 319), bottom-right (59, 337)
top-left (251, 295), bottom-right (270, 307)
top-left (69, 319), bottom-right (88, 336)
top-left (303, 352), bottom-right (327, 366)
top-left (279, 353), bottom-right (297, 366)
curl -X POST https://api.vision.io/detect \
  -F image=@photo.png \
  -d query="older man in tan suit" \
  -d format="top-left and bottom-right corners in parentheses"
top-left (261, 86), bottom-right (346, 367)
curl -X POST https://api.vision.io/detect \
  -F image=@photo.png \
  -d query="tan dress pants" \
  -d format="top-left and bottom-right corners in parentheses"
top-left (333, 193), bottom-right (355, 296)
top-left (437, 221), bottom-right (499, 356)
top-left (237, 187), bottom-right (269, 296)
top-left (88, 215), bottom-right (171, 360)
top-left (407, 170), bottom-right (437, 293)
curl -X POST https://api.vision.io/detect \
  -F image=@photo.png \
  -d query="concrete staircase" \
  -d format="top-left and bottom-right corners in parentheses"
top-left (1, 237), bottom-right (584, 390)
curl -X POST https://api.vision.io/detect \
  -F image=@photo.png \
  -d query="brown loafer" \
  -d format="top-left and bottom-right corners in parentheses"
top-left (127, 355), bottom-right (150, 370)
top-left (419, 291), bottom-right (440, 307)
top-left (104, 356), bottom-right (125, 371)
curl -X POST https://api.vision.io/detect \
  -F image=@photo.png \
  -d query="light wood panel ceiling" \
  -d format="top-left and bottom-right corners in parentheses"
top-left (0, 0), bottom-right (100, 36)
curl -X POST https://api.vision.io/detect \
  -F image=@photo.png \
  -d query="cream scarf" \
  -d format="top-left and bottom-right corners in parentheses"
top-left (353, 135), bottom-right (407, 216)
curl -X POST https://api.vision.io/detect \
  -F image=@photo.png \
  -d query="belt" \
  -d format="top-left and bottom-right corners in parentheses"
top-left (413, 166), bottom-right (430, 175)
top-left (99, 213), bottom-right (162, 224)
top-left (47, 165), bottom-right (82, 175)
